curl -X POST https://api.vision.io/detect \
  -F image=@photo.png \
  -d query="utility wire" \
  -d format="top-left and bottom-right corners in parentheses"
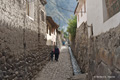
top-left (46, 7), bottom-right (68, 30)
top-left (46, 6), bottom-right (68, 24)
top-left (49, 0), bottom-right (86, 13)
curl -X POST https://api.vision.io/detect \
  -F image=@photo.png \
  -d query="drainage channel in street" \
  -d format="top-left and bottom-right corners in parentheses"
top-left (68, 47), bottom-right (81, 75)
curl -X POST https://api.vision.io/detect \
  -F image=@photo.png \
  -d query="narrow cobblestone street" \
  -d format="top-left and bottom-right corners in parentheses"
top-left (33, 46), bottom-right (73, 80)
top-left (0, 0), bottom-right (120, 80)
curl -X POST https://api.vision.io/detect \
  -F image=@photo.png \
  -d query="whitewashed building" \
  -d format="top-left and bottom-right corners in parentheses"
top-left (46, 16), bottom-right (59, 46)
top-left (74, 0), bottom-right (87, 28)
top-left (87, 0), bottom-right (120, 36)
top-left (75, 0), bottom-right (120, 36)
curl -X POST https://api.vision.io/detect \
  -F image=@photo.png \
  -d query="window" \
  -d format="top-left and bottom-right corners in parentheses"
top-left (41, 10), bottom-right (44, 22)
top-left (84, 0), bottom-right (86, 13)
top-left (26, 0), bottom-right (34, 19)
top-left (52, 29), bottom-right (53, 34)
top-left (91, 24), bottom-right (93, 36)
top-left (49, 27), bottom-right (51, 36)
top-left (103, 0), bottom-right (120, 22)
top-left (105, 0), bottom-right (120, 17)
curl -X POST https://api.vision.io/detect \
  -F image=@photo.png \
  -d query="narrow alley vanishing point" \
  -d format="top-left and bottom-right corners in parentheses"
top-left (33, 46), bottom-right (73, 80)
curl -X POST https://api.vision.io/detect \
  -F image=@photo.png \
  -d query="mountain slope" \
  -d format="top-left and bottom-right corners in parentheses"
top-left (45, 0), bottom-right (77, 29)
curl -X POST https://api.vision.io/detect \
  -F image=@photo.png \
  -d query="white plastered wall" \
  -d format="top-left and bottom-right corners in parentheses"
top-left (87, 0), bottom-right (120, 36)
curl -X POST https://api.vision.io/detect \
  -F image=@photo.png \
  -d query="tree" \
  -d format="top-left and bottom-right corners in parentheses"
top-left (67, 16), bottom-right (77, 39)
top-left (64, 32), bottom-right (68, 39)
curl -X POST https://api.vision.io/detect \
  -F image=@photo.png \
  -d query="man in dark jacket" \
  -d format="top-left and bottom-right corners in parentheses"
top-left (53, 46), bottom-right (60, 61)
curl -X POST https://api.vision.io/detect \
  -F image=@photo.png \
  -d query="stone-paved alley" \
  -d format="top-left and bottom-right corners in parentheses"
top-left (33, 46), bottom-right (73, 80)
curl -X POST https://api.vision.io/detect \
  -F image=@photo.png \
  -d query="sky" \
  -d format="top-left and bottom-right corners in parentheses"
top-left (45, 0), bottom-right (77, 31)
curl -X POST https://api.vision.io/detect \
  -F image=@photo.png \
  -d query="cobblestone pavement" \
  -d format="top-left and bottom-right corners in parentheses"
top-left (33, 46), bottom-right (73, 80)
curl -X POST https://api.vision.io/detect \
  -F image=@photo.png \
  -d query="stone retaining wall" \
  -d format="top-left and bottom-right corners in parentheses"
top-left (0, 0), bottom-right (52, 80)
top-left (74, 22), bottom-right (89, 73)
top-left (0, 0), bottom-right (47, 56)
top-left (88, 24), bottom-right (120, 80)
top-left (0, 45), bottom-right (53, 80)
top-left (73, 23), bottom-right (120, 80)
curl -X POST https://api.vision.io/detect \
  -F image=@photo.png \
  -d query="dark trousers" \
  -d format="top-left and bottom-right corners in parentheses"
top-left (51, 55), bottom-right (53, 61)
top-left (55, 53), bottom-right (59, 61)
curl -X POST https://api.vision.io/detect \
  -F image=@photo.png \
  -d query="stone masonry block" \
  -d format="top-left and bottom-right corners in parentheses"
top-left (94, 62), bottom-right (112, 80)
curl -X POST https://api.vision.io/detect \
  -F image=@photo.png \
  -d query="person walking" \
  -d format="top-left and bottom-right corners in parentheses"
top-left (53, 46), bottom-right (60, 61)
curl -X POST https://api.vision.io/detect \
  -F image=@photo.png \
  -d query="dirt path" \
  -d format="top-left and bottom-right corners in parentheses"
top-left (33, 46), bottom-right (73, 80)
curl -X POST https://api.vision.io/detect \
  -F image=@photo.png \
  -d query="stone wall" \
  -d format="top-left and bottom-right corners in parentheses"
top-left (0, 0), bottom-right (53, 79)
top-left (0, 45), bottom-right (53, 80)
top-left (74, 22), bottom-right (89, 73)
top-left (73, 23), bottom-right (120, 80)
top-left (0, 0), bottom-right (46, 56)
top-left (88, 24), bottom-right (120, 80)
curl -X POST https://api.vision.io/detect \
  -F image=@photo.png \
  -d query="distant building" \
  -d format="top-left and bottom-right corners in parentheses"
top-left (46, 16), bottom-right (59, 46)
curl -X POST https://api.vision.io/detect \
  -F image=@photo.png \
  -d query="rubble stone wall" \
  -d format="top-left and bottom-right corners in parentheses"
top-left (0, 45), bottom-right (53, 80)
top-left (74, 22), bottom-right (120, 80)
top-left (0, 0), bottom-right (46, 56)
top-left (0, 0), bottom-right (52, 79)
top-left (88, 24), bottom-right (120, 80)
top-left (74, 22), bottom-right (89, 73)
